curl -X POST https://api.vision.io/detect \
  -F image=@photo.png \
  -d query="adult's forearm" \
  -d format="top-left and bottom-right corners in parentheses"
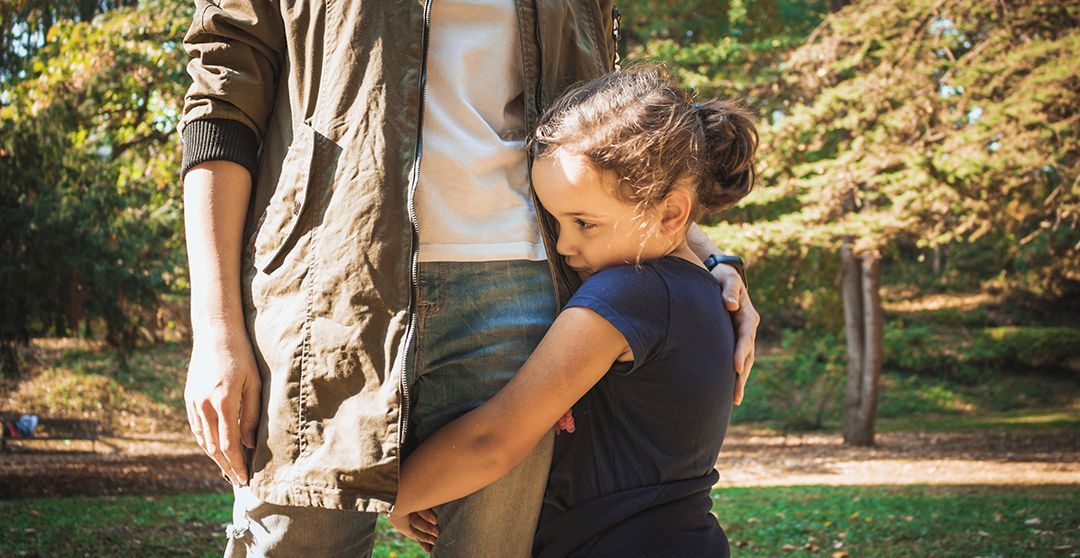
top-left (183, 160), bottom-right (252, 334)
top-left (687, 222), bottom-right (722, 261)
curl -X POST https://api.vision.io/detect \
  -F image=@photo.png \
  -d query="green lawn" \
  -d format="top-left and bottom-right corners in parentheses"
top-left (1, 485), bottom-right (1075, 557)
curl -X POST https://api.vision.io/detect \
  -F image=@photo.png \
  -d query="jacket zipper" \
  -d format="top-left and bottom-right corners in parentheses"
top-left (530, 0), bottom-right (544, 116)
top-left (528, 0), bottom-right (573, 301)
top-left (400, 0), bottom-right (433, 446)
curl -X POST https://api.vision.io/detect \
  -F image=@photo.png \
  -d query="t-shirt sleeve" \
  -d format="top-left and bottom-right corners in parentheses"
top-left (564, 265), bottom-right (670, 374)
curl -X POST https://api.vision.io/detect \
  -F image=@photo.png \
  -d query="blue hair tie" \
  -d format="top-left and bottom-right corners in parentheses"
top-left (691, 103), bottom-right (702, 109)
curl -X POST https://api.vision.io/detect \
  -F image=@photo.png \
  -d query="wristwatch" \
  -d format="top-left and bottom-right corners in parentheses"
top-left (703, 254), bottom-right (748, 291)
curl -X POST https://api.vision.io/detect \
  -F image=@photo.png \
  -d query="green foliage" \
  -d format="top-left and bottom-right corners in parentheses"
top-left (736, 322), bottom-right (1080, 427)
top-left (694, 0), bottom-right (1079, 335)
top-left (622, 1), bottom-right (829, 118)
top-left (971, 326), bottom-right (1080, 372)
top-left (876, 372), bottom-right (971, 418)
top-left (876, 364), bottom-right (1079, 421)
top-left (0, 1), bottom-right (140, 82)
top-left (883, 322), bottom-right (1080, 381)
top-left (882, 321), bottom-right (974, 380)
top-left (0, 0), bottom-right (190, 372)
top-left (620, 0), bottom-right (829, 47)
top-left (734, 329), bottom-right (846, 430)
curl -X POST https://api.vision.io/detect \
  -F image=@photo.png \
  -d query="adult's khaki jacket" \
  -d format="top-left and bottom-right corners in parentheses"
top-left (179, 0), bottom-right (619, 513)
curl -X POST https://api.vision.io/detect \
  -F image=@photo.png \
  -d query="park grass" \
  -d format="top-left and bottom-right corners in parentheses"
top-left (714, 485), bottom-right (1078, 557)
top-left (729, 350), bottom-right (1080, 435)
top-left (0, 339), bottom-right (190, 434)
top-left (876, 406), bottom-right (1080, 433)
top-left (0, 485), bottom-right (1076, 557)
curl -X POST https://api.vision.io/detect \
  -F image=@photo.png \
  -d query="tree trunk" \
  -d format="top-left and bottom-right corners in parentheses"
top-left (840, 240), bottom-right (866, 443)
top-left (829, 0), bottom-right (851, 11)
top-left (851, 255), bottom-right (883, 446)
top-left (78, 0), bottom-right (98, 22)
top-left (0, 341), bottom-right (19, 378)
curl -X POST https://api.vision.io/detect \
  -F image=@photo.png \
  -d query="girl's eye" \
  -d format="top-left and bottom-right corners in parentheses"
top-left (575, 219), bottom-right (596, 230)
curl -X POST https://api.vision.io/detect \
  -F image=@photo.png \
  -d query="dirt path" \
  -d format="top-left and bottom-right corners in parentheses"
top-left (715, 427), bottom-right (1080, 487)
top-left (2, 427), bottom-right (1077, 499)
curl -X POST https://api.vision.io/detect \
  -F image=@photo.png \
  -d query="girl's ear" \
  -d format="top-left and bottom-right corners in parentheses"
top-left (659, 188), bottom-right (694, 235)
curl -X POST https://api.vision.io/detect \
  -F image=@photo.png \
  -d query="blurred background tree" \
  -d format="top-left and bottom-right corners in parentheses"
top-left (1, 0), bottom-right (189, 374)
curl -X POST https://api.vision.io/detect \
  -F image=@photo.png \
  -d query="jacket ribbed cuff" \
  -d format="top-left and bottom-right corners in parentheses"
top-left (181, 119), bottom-right (259, 180)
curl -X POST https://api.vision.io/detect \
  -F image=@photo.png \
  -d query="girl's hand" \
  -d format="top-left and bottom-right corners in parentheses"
top-left (709, 263), bottom-right (759, 406)
top-left (389, 509), bottom-right (439, 553)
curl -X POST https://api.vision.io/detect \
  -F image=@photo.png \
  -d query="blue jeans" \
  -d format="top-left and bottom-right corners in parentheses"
top-left (224, 260), bottom-right (557, 558)
top-left (412, 260), bottom-right (558, 558)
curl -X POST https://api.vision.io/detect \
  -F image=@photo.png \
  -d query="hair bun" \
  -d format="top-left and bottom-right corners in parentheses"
top-left (695, 99), bottom-right (758, 212)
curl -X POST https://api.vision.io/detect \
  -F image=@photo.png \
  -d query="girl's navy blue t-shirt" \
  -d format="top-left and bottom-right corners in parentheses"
top-left (534, 257), bottom-right (736, 558)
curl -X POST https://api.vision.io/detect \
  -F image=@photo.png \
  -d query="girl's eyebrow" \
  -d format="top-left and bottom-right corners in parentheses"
top-left (564, 211), bottom-right (601, 219)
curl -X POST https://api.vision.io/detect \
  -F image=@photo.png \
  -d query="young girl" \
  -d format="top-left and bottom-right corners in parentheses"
top-left (389, 65), bottom-right (758, 557)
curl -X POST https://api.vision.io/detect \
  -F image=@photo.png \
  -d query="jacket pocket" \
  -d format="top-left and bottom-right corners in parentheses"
top-left (253, 122), bottom-right (315, 273)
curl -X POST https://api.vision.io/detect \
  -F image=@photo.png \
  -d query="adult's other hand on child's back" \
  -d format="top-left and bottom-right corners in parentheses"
top-left (710, 263), bottom-right (759, 406)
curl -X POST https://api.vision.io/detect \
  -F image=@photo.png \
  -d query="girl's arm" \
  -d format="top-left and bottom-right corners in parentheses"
top-left (392, 306), bottom-right (629, 516)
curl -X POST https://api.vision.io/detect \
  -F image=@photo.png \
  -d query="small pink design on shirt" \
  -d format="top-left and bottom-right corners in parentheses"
top-left (554, 409), bottom-right (576, 434)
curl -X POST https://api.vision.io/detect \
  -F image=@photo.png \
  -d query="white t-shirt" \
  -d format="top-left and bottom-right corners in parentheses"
top-left (415, 0), bottom-right (546, 262)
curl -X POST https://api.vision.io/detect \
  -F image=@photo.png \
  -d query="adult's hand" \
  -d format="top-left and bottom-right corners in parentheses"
top-left (710, 263), bottom-right (759, 406)
top-left (185, 326), bottom-right (261, 486)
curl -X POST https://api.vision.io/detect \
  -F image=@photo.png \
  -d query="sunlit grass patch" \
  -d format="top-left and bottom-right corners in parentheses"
top-left (713, 484), bottom-right (1079, 557)
top-left (0, 339), bottom-right (189, 434)
top-left (2, 485), bottom-right (1076, 557)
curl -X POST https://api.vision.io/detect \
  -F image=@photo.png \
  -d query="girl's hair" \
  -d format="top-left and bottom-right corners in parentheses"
top-left (530, 65), bottom-right (758, 220)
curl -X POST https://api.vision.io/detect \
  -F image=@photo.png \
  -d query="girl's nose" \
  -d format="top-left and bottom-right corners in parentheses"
top-left (556, 235), bottom-right (577, 257)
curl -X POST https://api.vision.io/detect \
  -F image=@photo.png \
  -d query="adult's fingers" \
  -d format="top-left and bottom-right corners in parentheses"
top-left (732, 299), bottom-right (760, 373)
top-left (732, 306), bottom-right (757, 405)
top-left (239, 376), bottom-right (261, 449)
top-left (734, 350), bottom-right (754, 406)
top-left (710, 264), bottom-right (744, 312)
top-left (187, 401), bottom-right (205, 448)
top-left (197, 400), bottom-right (237, 484)
top-left (721, 282), bottom-right (743, 312)
top-left (217, 396), bottom-right (248, 485)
